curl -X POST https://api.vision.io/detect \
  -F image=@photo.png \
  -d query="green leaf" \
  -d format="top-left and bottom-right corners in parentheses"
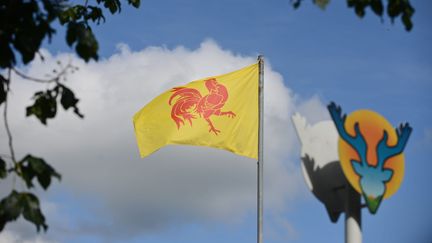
top-left (60, 85), bottom-right (78, 109)
top-left (19, 155), bottom-right (61, 190)
top-left (347, 0), bottom-right (355, 8)
top-left (66, 22), bottom-right (99, 61)
top-left (354, 3), bottom-right (366, 18)
top-left (86, 6), bottom-right (106, 24)
top-left (21, 193), bottom-right (48, 232)
top-left (101, 0), bottom-right (122, 14)
top-left (0, 74), bottom-right (7, 105)
top-left (0, 191), bottom-right (47, 232)
top-left (75, 27), bottom-right (99, 62)
top-left (401, 1), bottom-right (414, 31)
top-left (402, 12), bottom-right (413, 31)
top-left (66, 22), bottom-right (82, 47)
top-left (0, 157), bottom-right (7, 179)
top-left (0, 191), bottom-right (22, 231)
top-left (20, 163), bottom-right (36, 188)
top-left (58, 5), bottom-right (87, 24)
top-left (26, 91), bottom-right (58, 125)
top-left (370, 0), bottom-right (384, 17)
top-left (291, 0), bottom-right (303, 9)
top-left (0, 41), bottom-right (15, 68)
top-left (60, 85), bottom-right (84, 118)
top-left (59, 7), bottom-right (80, 25)
top-left (12, 28), bottom-right (37, 64)
top-left (25, 85), bottom-right (84, 124)
top-left (387, 0), bottom-right (400, 19)
top-left (128, 0), bottom-right (141, 8)
top-left (7, 1), bottom-right (38, 64)
top-left (386, 0), bottom-right (414, 30)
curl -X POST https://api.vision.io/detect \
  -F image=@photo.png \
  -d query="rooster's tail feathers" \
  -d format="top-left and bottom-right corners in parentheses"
top-left (169, 87), bottom-right (202, 129)
top-left (169, 87), bottom-right (201, 105)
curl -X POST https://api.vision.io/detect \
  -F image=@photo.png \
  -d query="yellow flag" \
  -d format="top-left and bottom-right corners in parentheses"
top-left (133, 63), bottom-right (259, 159)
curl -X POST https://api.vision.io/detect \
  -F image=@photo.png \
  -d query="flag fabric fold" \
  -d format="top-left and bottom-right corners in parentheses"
top-left (133, 63), bottom-right (259, 159)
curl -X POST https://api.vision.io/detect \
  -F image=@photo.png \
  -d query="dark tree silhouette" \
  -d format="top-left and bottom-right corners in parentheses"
top-left (292, 0), bottom-right (415, 31)
top-left (0, 0), bottom-right (140, 232)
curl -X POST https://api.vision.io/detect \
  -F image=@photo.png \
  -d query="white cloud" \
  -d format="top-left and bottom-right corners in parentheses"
top-left (295, 95), bottom-right (330, 124)
top-left (0, 230), bottom-right (57, 243)
top-left (0, 39), bottom-right (328, 240)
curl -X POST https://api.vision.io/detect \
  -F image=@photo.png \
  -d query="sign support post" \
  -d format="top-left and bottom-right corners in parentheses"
top-left (345, 184), bottom-right (362, 243)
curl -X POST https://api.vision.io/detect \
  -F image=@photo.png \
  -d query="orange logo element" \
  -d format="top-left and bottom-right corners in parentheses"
top-left (168, 78), bottom-right (236, 135)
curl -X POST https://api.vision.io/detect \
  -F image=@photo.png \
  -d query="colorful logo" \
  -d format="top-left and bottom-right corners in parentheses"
top-left (328, 102), bottom-right (412, 214)
top-left (168, 78), bottom-right (236, 135)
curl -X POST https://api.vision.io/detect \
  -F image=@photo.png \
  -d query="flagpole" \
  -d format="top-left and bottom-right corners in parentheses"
top-left (257, 55), bottom-right (264, 243)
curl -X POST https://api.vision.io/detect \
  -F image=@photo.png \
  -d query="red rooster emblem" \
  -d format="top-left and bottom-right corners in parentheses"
top-left (168, 78), bottom-right (236, 135)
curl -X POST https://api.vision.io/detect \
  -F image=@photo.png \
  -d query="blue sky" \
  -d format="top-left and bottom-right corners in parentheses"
top-left (0, 0), bottom-right (431, 243)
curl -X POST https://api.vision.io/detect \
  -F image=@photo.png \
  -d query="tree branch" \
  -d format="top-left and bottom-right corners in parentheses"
top-left (11, 61), bottom-right (75, 84)
top-left (12, 67), bottom-right (58, 84)
top-left (3, 68), bottom-right (16, 164)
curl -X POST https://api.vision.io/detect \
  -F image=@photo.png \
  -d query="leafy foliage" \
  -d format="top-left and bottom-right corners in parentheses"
top-left (26, 90), bottom-right (58, 125)
top-left (18, 155), bottom-right (61, 190)
top-left (291, 0), bottom-right (415, 31)
top-left (0, 153), bottom-right (60, 231)
top-left (0, 158), bottom-right (7, 179)
top-left (0, 0), bottom-right (141, 68)
top-left (0, 0), bottom-right (140, 233)
top-left (66, 22), bottom-right (99, 61)
top-left (0, 0), bottom-right (57, 68)
top-left (0, 191), bottom-right (47, 232)
top-left (26, 83), bottom-right (83, 125)
top-left (0, 74), bottom-right (7, 105)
